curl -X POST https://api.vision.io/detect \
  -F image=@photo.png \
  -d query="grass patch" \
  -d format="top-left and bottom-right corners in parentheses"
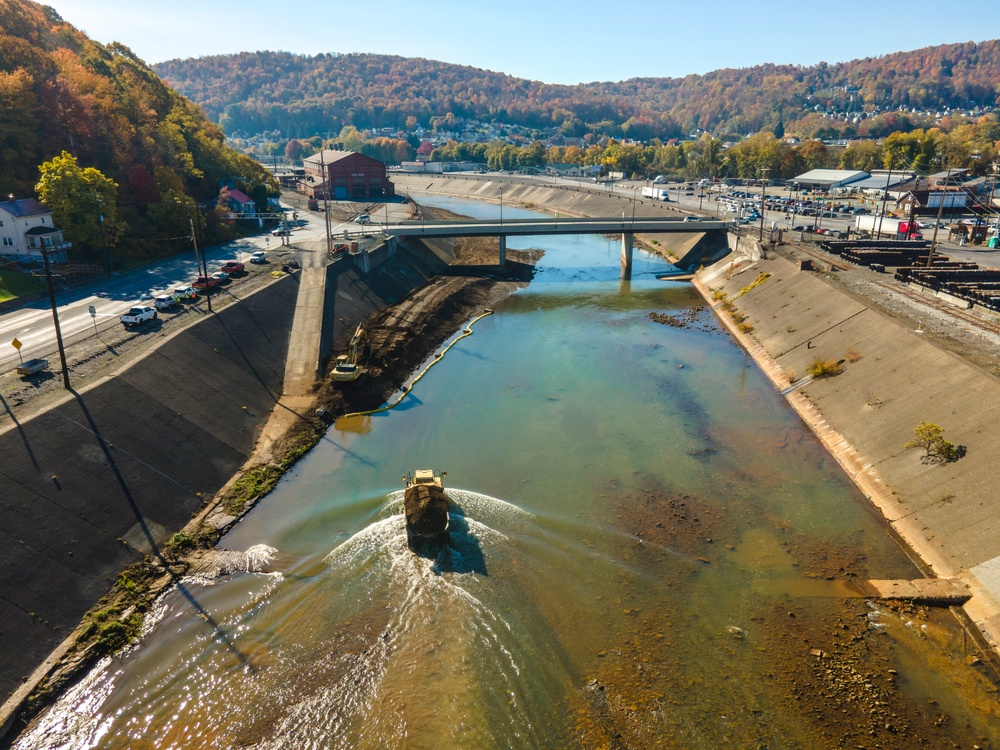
top-left (0, 269), bottom-right (44, 303)
top-left (226, 465), bottom-right (282, 514)
top-left (737, 321), bottom-right (754, 334)
top-left (806, 357), bottom-right (842, 379)
top-left (711, 288), bottom-right (727, 301)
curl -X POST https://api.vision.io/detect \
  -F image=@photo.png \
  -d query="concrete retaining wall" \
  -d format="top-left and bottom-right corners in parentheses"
top-left (698, 250), bottom-right (1000, 651)
top-left (0, 275), bottom-right (298, 704)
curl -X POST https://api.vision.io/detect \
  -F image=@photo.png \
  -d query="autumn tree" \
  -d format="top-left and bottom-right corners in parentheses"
top-left (36, 151), bottom-right (123, 257)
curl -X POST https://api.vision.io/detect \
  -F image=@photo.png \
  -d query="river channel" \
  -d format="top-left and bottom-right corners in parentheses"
top-left (15, 197), bottom-right (1000, 749)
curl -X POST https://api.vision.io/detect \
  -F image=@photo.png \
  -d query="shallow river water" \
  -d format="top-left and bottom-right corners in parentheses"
top-left (15, 197), bottom-right (1000, 749)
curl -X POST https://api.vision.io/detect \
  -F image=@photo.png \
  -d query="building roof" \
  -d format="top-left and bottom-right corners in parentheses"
top-left (850, 173), bottom-right (915, 191)
top-left (24, 226), bottom-right (61, 236)
top-left (929, 168), bottom-right (968, 181)
top-left (303, 149), bottom-right (363, 166)
top-left (228, 189), bottom-right (254, 204)
top-left (792, 169), bottom-right (869, 186)
top-left (0, 198), bottom-right (50, 217)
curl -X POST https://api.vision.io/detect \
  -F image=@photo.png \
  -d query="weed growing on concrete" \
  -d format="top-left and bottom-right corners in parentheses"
top-left (737, 322), bottom-right (755, 334)
top-left (905, 421), bottom-right (966, 465)
top-left (227, 465), bottom-right (282, 514)
top-left (863, 387), bottom-right (883, 408)
top-left (735, 272), bottom-right (771, 299)
top-left (806, 357), bottom-right (842, 379)
top-left (786, 325), bottom-right (795, 333)
top-left (730, 311), bottom-right (747, 324)
top-left (711, 288), bottom-right (727, 301)
top-left (845, 348), bottom-right (863, 362)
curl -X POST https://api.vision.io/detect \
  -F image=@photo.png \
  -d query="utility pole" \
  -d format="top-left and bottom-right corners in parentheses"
top-left (927, 166), bottom-right (951, 267)
top-left (41, 247), bottom-right (70, 389)
top-left (320, 149), bottom-right (332, 256)
top-left (95, 193), bottom-right (111, 275)
top-left (876, 160), bottom-right (894, 241)
top-left (191, 218), bottom-right (211, 312)
top-left (758, 167), bottom-right (769, 242)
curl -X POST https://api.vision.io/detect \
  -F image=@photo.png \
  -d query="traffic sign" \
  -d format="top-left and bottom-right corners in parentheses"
top-left (88, 305), bottom-right (96, 317)
top-left (11, 338), bottom-right (21, 350)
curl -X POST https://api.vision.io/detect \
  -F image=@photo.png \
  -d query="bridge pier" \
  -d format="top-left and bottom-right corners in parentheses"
top-left (499, 234), bottom-right (506, 269)
top-left (621, 231), bottom-right (633, 275)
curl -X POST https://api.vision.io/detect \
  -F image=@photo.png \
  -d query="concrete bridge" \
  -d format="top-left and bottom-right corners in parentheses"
top-left (341, 217), bottom-right (731, 273)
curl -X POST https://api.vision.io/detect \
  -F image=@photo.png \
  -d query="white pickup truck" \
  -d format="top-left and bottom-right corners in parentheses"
top-left (120, 306), bottom-right (157, 327)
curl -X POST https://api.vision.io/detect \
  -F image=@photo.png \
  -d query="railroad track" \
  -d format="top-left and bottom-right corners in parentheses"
top-left (790, 241), bottom-right (1000, 338)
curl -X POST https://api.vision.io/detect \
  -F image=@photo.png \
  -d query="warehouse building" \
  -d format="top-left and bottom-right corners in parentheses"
top-left (791, 169), bottom-right (870, 190)
top-left (301, 150), bottom-right (396, 201)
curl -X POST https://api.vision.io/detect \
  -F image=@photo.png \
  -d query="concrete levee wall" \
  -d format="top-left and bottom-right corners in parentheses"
top-left (698, 251), bottom-right (1000, 650)
top-left (0, 275), bottom-right (299, 704)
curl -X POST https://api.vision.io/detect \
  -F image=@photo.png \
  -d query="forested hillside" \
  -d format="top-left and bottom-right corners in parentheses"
top-left (0, 0), bottom-right (276, 261)
top-left (154, 41), bottom-right (1000, 139)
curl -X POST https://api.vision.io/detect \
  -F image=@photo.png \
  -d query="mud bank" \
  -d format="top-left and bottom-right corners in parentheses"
top-left (695, 245), bottom-right (1000, 663)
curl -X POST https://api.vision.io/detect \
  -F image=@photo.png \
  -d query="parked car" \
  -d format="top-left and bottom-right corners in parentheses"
top-left (357, 213), bottom-right (371, 224)
top-left (153, 296), bottom-right (176, 310)
top-left (220, 261), bottom-right (245, 273)
top-left (211, 271), bottom-right (230, 283)
top-left (249, 251), bottom-right (267, 264)
top-left (120, 306), bottom-right (157, 326)
top-left (272, 227), bottom-right (290, 236)
top-left (174, 285), bottom-right (198, 299)
top-left (192, 276), bottom-right (217, 291)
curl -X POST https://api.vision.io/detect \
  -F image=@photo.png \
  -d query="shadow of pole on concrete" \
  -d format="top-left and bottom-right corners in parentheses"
top-left (0, 394), bottom-right (41, 471)
top-left (66, 388), bottom-right (253, 669)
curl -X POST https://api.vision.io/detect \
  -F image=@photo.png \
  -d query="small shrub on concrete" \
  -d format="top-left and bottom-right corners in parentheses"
top-left (806, 357), bottom-right (842, 379)
top-left (711, 289), bottom-right (727, 301)
top-left (905, 421), bottom-right (966, 465)
top-left (735, 272), bottom-right (771, 299)
top-left (845, 348), bottom-right (863, 363)
top-left (737, 322), bottom-right (754, 334)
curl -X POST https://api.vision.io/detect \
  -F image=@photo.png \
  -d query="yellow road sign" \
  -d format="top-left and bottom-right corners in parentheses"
top-left (11, 338), bottom-right (22, 351)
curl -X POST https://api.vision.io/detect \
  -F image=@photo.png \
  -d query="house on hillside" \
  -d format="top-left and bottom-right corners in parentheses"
top-left (0, 198), bottom-right (71, 263)
top-left (301, 150), bottom-right (396, 201)
top-left (224, 189), bottom-right (257, 216)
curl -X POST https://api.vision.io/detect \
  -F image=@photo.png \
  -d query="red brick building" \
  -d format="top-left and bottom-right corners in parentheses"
top-left (301, 150), bottom-right (395, 201)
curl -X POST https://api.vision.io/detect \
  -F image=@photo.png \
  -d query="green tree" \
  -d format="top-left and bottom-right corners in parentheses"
top-left (35, 151), bottom-right (123, 256)
top-left (904, 421), bottom-right (965, 465)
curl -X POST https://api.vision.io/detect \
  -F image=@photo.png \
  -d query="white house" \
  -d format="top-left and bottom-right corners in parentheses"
top-left (0, 198), bottom-right (71, 262)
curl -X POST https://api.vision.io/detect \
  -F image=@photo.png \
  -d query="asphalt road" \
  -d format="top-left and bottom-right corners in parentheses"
top-left (0, 202), bottom-right (364, 375)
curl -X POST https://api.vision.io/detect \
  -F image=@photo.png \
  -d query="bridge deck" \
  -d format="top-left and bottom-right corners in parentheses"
top-left (345, 217), bottom-right (730, 240)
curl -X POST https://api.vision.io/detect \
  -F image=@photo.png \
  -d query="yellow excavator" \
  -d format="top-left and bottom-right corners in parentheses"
top-left (331, 323), bottom-right (368, 382)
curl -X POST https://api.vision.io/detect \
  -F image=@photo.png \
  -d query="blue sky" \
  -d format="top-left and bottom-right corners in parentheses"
top-left (46, 0), bottom-right (1000, 85)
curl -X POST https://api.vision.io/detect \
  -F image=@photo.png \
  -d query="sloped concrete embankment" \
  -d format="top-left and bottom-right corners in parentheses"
top-left (0, 274), bottom-right (299, 707)
top-left (391, 174), bottom-right (729, 269)
top-left (0, 229), bottom-right (464, 716)
top-left (696, 248), bottom-right (1000, 654)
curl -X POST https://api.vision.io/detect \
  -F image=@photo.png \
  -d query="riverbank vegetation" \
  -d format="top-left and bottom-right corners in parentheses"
top-left (1, 0), bottom-right (278, 268)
